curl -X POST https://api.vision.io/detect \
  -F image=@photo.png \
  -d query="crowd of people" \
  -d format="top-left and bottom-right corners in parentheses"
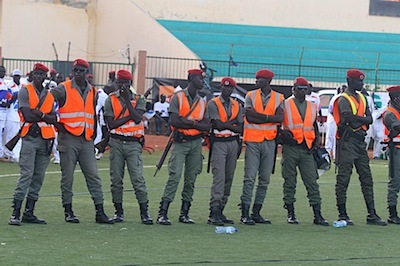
top-left (1, 60), bottom-right (399, 227)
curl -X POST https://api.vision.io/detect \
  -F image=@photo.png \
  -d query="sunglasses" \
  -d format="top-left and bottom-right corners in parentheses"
top-left (73, 68), bottom-right (86, 73)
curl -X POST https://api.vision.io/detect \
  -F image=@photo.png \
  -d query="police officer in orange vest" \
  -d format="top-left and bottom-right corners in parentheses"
top-left (206, 77), bottom-right (243, 225)
top-left (157, 69), bottom-right (210, 225)
top-left (104, 69), bottom-right (153, 224)
top-left (332, 69), bottom-right (386, 226)
top-left (281, 77), bottom-right (328, 226)
top-left (383, 86), bottom-right (400, 224)
top-left (51, 59), bottom-right (113, 224)
top-left (9, 63), bottom-right (57, 226)
top-left (240, 69), bottom-right (284, 225)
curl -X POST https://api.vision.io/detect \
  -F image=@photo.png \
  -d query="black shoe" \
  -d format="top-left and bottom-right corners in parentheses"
top-left (287, 215), bottom-right (299, 224)
top-left (22, 213), bottom-right (46, 224)
top-left (313, 217), bottom-right (329, 226)
top-left (141, 213), bottom-right (154, 225)
top-left (96, 212), bottom-right (114, 224)
top-left (9, 216), bottom-right (21, 226)
top-left (338, 214), bottom-right (354, 226)
top-left (179, 214), bottom-right (194, 224)
top-left (240, 216), bottom-right (256, 225)
top-left (251, 213), bottom-right (271, 224)
top-left (388, 215), bottom-right (400, 224)
top-left (367, 213), bottom-right (387, 226)
top-left (65, 212), bottom-right (80, 223)
top-left (157, 214), bottom-right (172, 225)
top-left (113, 213), bottom-right (124, 223)
top-left (220, 213), bottom-right (234, 224)
top-left (207, 216), bottom-right (224, 226)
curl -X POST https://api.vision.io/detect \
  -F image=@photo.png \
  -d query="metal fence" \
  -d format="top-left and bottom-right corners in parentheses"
top-left (1, 58), bottom-right (133, 87)
top-left (145, 56), bottom-right (400, 91)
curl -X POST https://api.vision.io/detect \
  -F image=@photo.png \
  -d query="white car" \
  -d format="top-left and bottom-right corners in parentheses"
top-left (318, 89), bottom-right (337, 134)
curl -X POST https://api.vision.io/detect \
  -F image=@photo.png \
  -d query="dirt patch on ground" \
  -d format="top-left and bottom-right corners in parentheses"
top-left (144, 134), bottom-right (170, 152)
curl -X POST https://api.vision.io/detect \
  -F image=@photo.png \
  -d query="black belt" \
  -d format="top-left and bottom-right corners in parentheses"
top-left (182, 134), bottom-right (203, 141)
top-left (214, 135), bottom-right (239, 142)
top-left (110, 134), bottom-right (143, 142)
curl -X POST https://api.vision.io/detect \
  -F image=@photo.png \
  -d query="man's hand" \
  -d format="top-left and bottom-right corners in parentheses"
top-left (245, 108), bottom-right (258, 119)
top-left (120, 86), bottom-right (131, 102)
top-left (343, 112), bottom-right (358, 123)
top-left (194, 121), bottom-right (211, 132)
top-left (31, 109), bottom-right (43, 118)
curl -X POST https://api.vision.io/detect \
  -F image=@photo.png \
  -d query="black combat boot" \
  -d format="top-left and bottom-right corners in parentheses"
top-left (64, 203), bottom-right (80, 223)
top-left (179, 201), bottom-right (194, 224)
top-left (337, 203), bottom-right (354, 225)
top-left (251, 203), bottom-right (271, 224)
top-left (157, 201), bottom-right (172, 225)
top-left (220, 205), bottom-right (234, 224)
top-left (21, 198), bottom-right (46, 224)
top-left (207, 206), bottom-right (224, 226)
top-left (139, 202), bottom-right (153, 225)
top-left (95, 204), bottom-right (114, 224)
top-left (366, 201), bottom-right (387, 226)
top-left (388, 205), bottom-right (400, 224)
top-left (312, 204), bottom-right (329, 226)
top-left (9, 200), bottom-right (23, 226)
top-left (240, 202), bottom-right (255, 225)
top-left (113, 203), bottom-right (124, 223)
top-left (285, 203), bottom-right (299, 224)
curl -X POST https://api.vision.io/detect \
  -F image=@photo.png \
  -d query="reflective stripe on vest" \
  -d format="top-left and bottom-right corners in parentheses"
top-left (332, 92), bottom-right (368, 131)
top-left (212, 96), bottom-right (239, 137)
top-left (20, 83), bottom-right (55, 139)
top-left (58, 80), bottom-right (96, 140)
top-left (283, 97), bottom-right (316, 149)
top-left (173, 91), bottom-right (206, 136)
top-left (243, 89), bottom-right (284, 142)
top-left (383, 106), bottom-right (400, 148)
top-left (109, 94), bottom-right (144, 137)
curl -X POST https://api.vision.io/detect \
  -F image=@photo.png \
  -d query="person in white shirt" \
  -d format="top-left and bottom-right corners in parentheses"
top-left (4, 69), bottom-right (24, 162)
top-left (94, 85), bottom-right (112, 160)
top-left (362, 88), bottom-right (376, 153)
top-left (0, 65), bottom-right (12, 159)
top-left (153, 94), bottom-right (170, 135)
top-left (325, 85), bottom-right (346, 159)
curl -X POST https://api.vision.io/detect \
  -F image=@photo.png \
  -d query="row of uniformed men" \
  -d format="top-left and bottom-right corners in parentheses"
top-left (7, 61), bottom-right (400, 227)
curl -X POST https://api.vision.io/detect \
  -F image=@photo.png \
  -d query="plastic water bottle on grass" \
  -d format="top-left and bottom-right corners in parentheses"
top-left (215, 226), bottom-right (238, 234)
top-left (333, 220), bottom-right (347, 228)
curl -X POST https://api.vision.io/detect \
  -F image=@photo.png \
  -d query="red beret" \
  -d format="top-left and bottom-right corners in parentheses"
top-left (33, 63), bottom-right (49, 73)
top-left (294, 77), bottom-right (310, 87)
top-left (73, 58), bottom-right (90, 69)
top-left (50, 68), bottom-right (57, 74)
top-left (387, 86), bottom-right (400, 93)
top-left (346, 69), bottom-right (365, 80)
top-left (109, 70), bottom-right (115, 74)
top-left (117, 69), bottom-right (133, 81)
top-left (256, 69), bottom-right (274, 79)
top-left (188, 69), bottom-right (204, 76)
top-left (221, 77), bottom-right (237, 87)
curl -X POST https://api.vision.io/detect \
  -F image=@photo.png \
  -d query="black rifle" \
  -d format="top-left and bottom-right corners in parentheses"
top-left (206, 125), bottom-right (215, 173)
top-left (272, 125), bottom-right (281, 174)
top-left (154, 130), bottom-right (175, 177)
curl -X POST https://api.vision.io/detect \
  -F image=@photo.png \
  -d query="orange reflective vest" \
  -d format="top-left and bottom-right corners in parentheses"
top-left (20, 83), bottom-right (55, 139)
top-left (211, 96), bottom-right (239, 137)
top-left (283, 97), bottom-right (316, 149)
top-left (109, 94), bottom-right (144, 137)
top-left (243, 89), bottom-right (284, 142)
top-left (383, 106), bottom-right (400, 148)
top-left (332, 92), bottom-right (368, 132)
top-left (58, 80), bottom-right (96, 140)
top-left (173, 91), bottom-right (206, 136)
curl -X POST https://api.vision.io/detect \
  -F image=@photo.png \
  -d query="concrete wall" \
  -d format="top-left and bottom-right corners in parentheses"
top-left (133, 0), bottom-right (400, 34)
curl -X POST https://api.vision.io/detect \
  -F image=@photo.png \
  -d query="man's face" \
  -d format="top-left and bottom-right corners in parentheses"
top-left (116, 78), bottom-right (131, 91)
top-left (72, 66), bottom-right (88, 82)
top-left (13, 75), bottom-right (21, 84)
top-left (33, 70), bottom-right (47, 85)
top-left (255, 77), bottom-right (269, 89)
top-left (293, 85), bottom-right (308, 101)
top-left (160, 95), bottom-right (166, 103)
top-left (221, 85), bottom-right (234, 98)
top-left (0, 67), bottom-right (6, 79)
top-left (348, 77), bottom-right (364, 91)
top-left (191, 74), bottom-right (204, 90)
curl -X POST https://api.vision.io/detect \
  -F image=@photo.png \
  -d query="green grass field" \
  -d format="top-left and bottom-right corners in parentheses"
top-left (0, 150), bottom-right (398, 265)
